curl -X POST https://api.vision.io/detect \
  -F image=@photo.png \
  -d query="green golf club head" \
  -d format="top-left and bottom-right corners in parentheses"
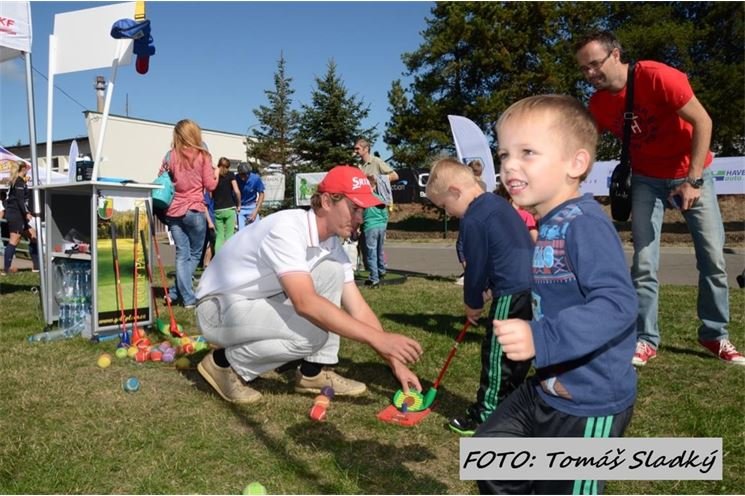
top-left (155, 318), bottom-right (182, 338)
top-left (421, 387), bottom-right (438, 409)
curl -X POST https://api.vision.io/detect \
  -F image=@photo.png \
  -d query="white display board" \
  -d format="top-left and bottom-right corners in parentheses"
top-left (51, 2), bottom-right (134, 75)
top-left (262, 174), bottom-right (285, 208)
top-left (294, 172), bottom-right (326, 207)
top-left (581, 157), bottom-right (745, 196)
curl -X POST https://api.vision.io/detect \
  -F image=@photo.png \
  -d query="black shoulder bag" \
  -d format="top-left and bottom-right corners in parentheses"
top-left (609, 62), bottom-right (636, 222)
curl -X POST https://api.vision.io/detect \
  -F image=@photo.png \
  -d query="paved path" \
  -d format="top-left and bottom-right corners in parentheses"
top-left (383, 241), bottom-right (745, 288)
top-left (152, 239), bottom-right (744, 289)
top-left (17, 238), bottom-right (740, 288)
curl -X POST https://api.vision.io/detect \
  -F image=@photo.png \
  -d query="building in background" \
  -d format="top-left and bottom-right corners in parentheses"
top-left (6, 112), bottom-right (249, 183)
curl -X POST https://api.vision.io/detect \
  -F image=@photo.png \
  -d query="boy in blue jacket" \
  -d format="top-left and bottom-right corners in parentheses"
top-left (426, 158), bottom-right (534, 436)
top-left (475, 95), bottom-right (638, 495)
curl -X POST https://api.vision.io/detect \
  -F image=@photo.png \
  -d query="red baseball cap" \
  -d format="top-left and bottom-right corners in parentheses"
top-left (317, 165), bottom-right (383, 208)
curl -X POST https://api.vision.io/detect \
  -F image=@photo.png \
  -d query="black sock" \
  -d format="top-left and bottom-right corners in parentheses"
top-left (300, 360), bottom-right (323, 378)
top-left (4, 245), bottom-right (16, 272)
top-left (213, 348), bottom-right (230, 368)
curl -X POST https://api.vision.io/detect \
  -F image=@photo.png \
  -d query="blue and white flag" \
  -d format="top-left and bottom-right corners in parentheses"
top-left (448, 115), bottom-right (497, 192)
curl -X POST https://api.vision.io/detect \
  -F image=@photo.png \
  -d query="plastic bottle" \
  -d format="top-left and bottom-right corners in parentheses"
top-left (27, 319), bottom-right (86, 344)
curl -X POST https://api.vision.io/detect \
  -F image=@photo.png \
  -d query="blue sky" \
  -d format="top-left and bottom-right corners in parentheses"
top-left (0, 1), bottom-right (434, 158)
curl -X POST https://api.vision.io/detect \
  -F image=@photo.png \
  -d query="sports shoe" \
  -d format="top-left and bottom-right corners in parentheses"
top-left (197, 350), bottom-right (262, 404)
top-left (455, 275), bottom-right (464, 286)
top-left (364, 279), bottom-right (379, 288)
top-left (294, 368), bottom-right (367, 396)
top-left (632, 341), bottom-right (657, 366)
top-left (698, 338), bottom-right (745, 366)
top-left (448, 415), bottom-right (480, 436)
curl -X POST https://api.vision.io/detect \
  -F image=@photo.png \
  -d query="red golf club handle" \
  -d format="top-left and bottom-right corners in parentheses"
top-left (432, 320), bottom-right (471, 389)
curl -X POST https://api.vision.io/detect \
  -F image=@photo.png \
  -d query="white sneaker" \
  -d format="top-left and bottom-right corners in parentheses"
top-left (294, 368), bottom-right (367, 396)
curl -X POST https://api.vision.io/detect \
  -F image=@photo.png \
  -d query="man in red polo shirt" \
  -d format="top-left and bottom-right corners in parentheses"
top-left (574, 30), bottom-right (743, 367)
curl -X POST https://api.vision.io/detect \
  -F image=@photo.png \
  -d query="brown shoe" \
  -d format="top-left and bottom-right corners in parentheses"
top-left (197, 350), bottom-right (262, 404)
top-left (294, 368), bottom-right (367, 396)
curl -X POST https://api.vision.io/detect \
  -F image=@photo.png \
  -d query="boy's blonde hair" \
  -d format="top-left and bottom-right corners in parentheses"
top-left (425, 157), bottom-right (479, 198)
top-left (496, 95), bottom-right (598, 180)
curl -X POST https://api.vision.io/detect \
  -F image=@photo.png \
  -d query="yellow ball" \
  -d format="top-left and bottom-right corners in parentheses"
top-left (97, 353), bottom-right (112, 369)
top-left (127, 346), bottom-right (138, 358)
top-left (175, 357), bottom-right (191, 369)
top-left (243, 482), bottom-right (267, 495)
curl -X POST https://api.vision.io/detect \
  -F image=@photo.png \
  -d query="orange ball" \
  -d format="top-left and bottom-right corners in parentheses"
top-left (309, 404), bottom-right (327, 421)
top-left (313, 395), bottom-right (330, 408)
top-left (135, 350), bottom-right (150, 362)
top-left (150, 350), bottom-right (163, 362)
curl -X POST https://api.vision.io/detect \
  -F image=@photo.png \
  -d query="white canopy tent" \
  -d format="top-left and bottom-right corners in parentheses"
top-left (1, 145), bottom-right (68, 185)
top-left (0, 1), bottom-right (49, 321)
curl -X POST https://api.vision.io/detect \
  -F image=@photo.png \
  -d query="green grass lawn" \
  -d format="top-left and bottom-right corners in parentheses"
top-left (0, 272), bottom-right (743, 494)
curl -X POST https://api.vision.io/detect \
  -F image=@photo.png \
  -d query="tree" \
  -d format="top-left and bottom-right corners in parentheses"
top-left (609, 2), bottom-right (745, 156)
top-left (295, 60), bottom-right (378, 171)
top-left (388, 2), bottom-right (744, 164)
top-left (248, 52), bottom-right (300, 174)
top-left (387, 2), bottom-right (604, 168)
top-left (384, 79), bottom-right (444, 168)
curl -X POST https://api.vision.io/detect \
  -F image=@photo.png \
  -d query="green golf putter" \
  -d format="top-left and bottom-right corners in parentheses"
top-left (391, 321), bottom-right (471, 412)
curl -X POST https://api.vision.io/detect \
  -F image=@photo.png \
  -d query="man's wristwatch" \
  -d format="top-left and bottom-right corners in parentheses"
top-left (686, 176), bottom-right (704, 189)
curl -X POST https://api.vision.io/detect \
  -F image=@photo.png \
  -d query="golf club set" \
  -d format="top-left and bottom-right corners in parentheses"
top-left (29, 200), bottom-right (183, 344)
top-left (106, 201), bottom-right (184, 346)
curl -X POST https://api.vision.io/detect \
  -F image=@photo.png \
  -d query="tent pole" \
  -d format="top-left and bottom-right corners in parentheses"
top-left (91, 39), bottom-right (126, 180)
top-left (24, 50), bottom-right (50, 327)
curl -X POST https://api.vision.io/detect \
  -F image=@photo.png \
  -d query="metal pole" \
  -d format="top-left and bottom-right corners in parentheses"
top-left (24, 50), bottom-right (50, 326)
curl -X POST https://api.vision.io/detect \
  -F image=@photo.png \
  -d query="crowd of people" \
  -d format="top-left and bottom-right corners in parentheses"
top-left (186, 29), bottom-right (741, 496)
top-left (3, 27), bottom-right (740, 496)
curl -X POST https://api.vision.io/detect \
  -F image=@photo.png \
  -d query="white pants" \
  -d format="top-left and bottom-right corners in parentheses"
top-left (196, 259), bottom-right (343, 381)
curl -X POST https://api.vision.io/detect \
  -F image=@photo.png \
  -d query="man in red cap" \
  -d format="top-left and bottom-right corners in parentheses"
top-left (193, 165), bottom-right (423, 405)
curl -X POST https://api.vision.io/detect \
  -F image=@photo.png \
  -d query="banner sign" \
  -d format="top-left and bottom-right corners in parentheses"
top-left (0, 1), bottom-right (31, 62)
top-left (295, 172), bottom-right (326, 207)
top-left (262, 173), bottom-right (285, 208)
top-left (582, 157), bottom-right (744, 196)
top-left (448, 115), bottom-right (498, 192)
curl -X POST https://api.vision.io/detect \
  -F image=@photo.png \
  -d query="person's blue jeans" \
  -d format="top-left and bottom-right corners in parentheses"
top-left (167, 210), bottom-right (207, 306)
top-left (631, 168), bottom-right (729, 348)
top-left (364, 227), bottom-right (386, 283)
top-left (238, 203), bottom-right (261, 230)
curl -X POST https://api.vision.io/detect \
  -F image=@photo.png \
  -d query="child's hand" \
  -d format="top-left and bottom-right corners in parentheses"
top-left (493, 319), bottom-right (535, 361)
top-left (465, 305), bottom-right (482, 325)
top-left (482, 288), bottom-right (492, 303)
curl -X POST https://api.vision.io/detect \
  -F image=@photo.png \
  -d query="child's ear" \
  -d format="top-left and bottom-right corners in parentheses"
top-left (568, 148), bottom-right (591, 180)
top-left (446, 184), bottom-right (462, 197)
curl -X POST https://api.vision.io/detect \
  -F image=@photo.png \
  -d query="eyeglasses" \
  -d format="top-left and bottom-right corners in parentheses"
top-left (579, 51), bottom-right (613, 74)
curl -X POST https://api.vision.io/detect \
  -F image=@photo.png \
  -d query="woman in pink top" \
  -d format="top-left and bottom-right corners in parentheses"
top-left (158, 119), bottom-right (218, 308)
